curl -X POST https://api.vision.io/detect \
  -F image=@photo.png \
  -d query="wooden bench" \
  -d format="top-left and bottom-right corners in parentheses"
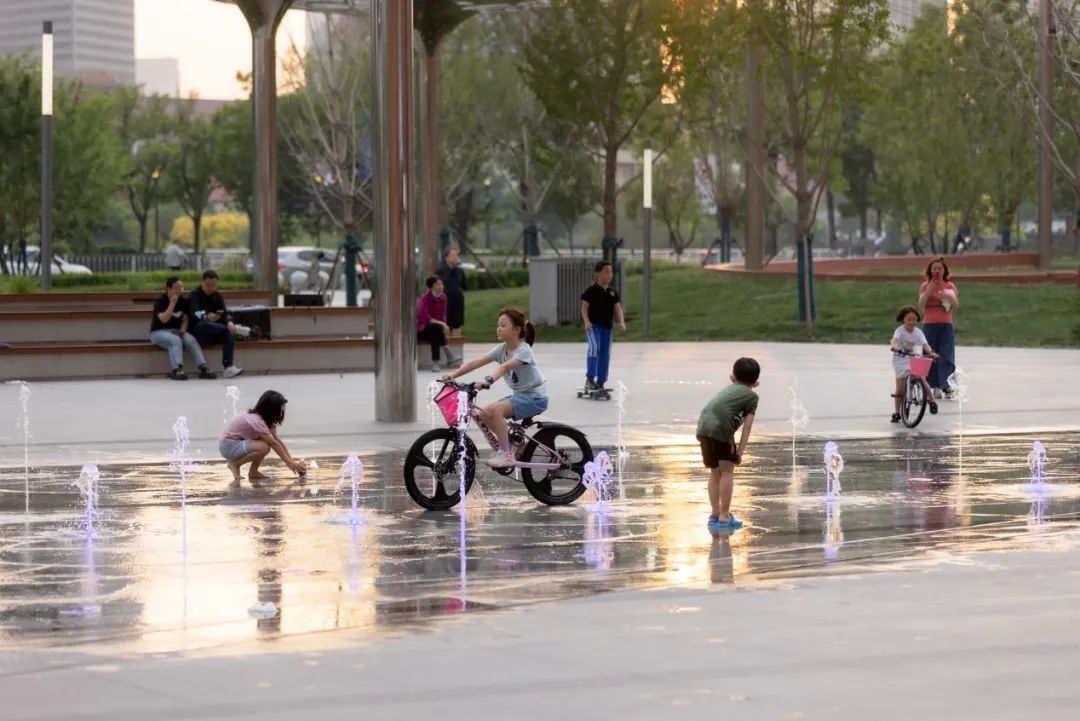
top-left (0, 290), bottom-right (271, 311)
top-left (0, 306), bottom-right (371, 344)
top-left (0, 337), bottom-right (375, 380)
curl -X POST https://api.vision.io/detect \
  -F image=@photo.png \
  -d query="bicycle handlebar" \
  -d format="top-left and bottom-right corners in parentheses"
top-left (439, 379), bottom-right (482, 396)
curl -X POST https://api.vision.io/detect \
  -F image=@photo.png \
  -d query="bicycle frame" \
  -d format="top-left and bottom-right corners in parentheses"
top-left (457, 387), bottom-right (564, 472)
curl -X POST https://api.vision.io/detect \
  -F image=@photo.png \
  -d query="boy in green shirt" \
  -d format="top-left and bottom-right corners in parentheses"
top-left (697, 357), bottom-right (760, 530)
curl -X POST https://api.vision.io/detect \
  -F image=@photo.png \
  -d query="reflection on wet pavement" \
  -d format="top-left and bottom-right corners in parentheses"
top-left (1, 433), bottom-right (1078, 654)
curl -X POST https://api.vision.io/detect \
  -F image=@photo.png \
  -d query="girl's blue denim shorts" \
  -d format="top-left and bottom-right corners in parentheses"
top-left (219, 438), bottom-right (252, 461)
top-left (505, 394), bottom-right (548, 421)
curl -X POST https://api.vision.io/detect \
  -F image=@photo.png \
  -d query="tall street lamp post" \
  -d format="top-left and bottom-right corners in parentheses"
top-left (41, 21), bottom-right (54, 289)
top-left (642, 141), bottom-right (653, 337)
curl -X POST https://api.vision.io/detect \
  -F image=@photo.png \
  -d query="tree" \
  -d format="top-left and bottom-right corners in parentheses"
top-left (0, 56), bottom-right (124, 270)
top-left (523, 0), bottom-right (683, 246)
top-left (865, 6), bottom-right (969, 254)
top-left (279, 17), bottom-right (374, 249)
top-left (679, 0), bottom-right (746, 251)
top-left (839, 106), bottom-right (877, 246)
top-left (748, 0), bottom-right (888, 329)
top-left (115, 88), bottom-right (177, 252)
top-left (0, 55), bottom-right (39, 273)
top-left (629, 139), bottom-right (706, 258)
top-left (56, 88), bottom-right (124, 253)
top-left (172, 99), bottom-right (221, 254)
top-left (545, 149), bottom-right (602, 249)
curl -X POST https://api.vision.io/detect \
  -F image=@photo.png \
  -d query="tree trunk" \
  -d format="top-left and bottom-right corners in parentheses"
top-left (193, 213), bottom-right (202, 255)
top-left (138, 215), bottom-right (148, 252)
top-left (826, 189), bottom-right (838, 250)
top-left (602, 145), bottom-right (618, 239)
top-left (859, 207), bottom-right (868, 242)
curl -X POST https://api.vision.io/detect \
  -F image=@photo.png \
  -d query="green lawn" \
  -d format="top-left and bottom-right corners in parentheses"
top-left (462, 264), bottom-right (1080, 348)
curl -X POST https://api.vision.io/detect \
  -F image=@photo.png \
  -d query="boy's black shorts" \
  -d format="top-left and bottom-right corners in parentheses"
top-left (697, 435), bottom-right (738, 468)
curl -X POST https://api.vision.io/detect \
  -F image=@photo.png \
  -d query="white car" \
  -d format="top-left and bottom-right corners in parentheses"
top-left (20, 245), bottom-right (92, 274)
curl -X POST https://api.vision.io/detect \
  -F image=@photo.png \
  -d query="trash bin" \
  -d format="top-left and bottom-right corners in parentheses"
top-left (529, 257), bottom-right (625, 326)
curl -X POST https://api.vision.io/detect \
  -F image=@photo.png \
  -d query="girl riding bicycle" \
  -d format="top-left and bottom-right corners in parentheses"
top-left (890, 306), bottom-right (939, 423)
top-left (444, 305), bottom-right (548, 468)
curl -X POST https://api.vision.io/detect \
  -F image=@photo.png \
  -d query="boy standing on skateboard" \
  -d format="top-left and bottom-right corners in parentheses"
top-left (580, 260), bottom-right (626, 396)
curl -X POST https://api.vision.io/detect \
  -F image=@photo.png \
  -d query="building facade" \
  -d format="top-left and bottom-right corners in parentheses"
top-left (0, 0), bottom-right (135, 85)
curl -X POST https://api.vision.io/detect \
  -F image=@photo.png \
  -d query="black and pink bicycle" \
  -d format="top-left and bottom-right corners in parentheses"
top-left (403, 380), bottom-right (594, 510)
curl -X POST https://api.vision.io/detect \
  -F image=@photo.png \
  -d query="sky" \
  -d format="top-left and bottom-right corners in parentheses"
top-left (134, 0), bottom-right (308, 100)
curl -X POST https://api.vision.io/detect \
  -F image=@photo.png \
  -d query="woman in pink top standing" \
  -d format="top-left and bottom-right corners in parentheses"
top-left (417, 276), bottom-right (461, 373)
top-left (918, 257), bottom-right (959, 399)
top-left (219, 389), bottom-right (307, 488)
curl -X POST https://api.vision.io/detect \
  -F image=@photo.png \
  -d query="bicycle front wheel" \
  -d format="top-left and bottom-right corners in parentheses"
top-left (901, 377), bottom-right (927, 428)
top-left (520, 425), bottom-right (593, 505)
top-left (403, 428), bottom-right (476, 510)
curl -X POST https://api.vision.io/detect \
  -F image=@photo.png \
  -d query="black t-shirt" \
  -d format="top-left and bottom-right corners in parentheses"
top-left (436, 263), bottom-right (466, 300)
top-left (581, 283), bottom-right (620, 328)
top-left (187, 287), bottom-right (230, 326)
top-left (150, 293), bottom-right (189, 332)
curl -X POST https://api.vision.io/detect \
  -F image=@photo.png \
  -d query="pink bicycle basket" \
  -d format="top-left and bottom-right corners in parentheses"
top-left (435, 385), bottom-right (463, 426)
top-left (908, 356), bottom-right (933, 379)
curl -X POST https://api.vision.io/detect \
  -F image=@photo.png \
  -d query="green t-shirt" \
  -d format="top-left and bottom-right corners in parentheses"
top-left (697, 384), bottom-right (759, 443)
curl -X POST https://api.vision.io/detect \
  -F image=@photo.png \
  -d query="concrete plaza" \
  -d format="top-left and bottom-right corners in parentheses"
top-left (2, 341), bottom-right (1078, 466)
top-left (2, 341), bottom-right (1080, 720)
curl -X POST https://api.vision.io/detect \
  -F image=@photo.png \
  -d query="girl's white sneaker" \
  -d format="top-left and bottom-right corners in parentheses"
top-left (484, 451), bottom-right (516, 469)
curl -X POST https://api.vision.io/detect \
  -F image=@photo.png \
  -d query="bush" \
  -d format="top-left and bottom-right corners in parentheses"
top-left (464, 267), bottom-right (529, 291)
top-left (1, 276), bottom-right (40, 294)
top-left (49, 271), bottom-right (255, 290)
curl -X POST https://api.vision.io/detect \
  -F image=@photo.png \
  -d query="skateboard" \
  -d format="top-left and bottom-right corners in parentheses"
top-left (576, 386), bottom-right (612, 401)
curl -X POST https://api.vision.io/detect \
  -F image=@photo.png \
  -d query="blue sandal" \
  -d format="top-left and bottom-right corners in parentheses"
top-left (708, 513), bottom-right (744, 530)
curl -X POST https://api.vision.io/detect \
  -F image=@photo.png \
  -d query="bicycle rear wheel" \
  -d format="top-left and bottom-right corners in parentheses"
top-left (403, 428), bottom-right (476, 510)
top-left (520, 425), bottom-right (593, 505)
top-left (901, 377), bottom-right (927, 428)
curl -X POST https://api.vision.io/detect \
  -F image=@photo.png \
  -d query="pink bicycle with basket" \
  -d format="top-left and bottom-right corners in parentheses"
top-left (895, 350), bottom-right (934, 428)
top-left (403, 380), bottom-right (595, 510)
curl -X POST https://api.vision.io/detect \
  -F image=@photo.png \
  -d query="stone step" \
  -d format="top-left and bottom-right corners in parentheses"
top-left (0, 337), bottom-right (375, 381)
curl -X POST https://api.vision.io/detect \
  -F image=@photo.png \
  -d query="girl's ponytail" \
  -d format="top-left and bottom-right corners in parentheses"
top-left (524, 320), bottom-right (536, 346)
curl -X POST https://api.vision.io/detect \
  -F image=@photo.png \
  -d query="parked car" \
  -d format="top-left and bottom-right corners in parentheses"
top-left (19, 245), bottom-right (93, 274)
top-left (277, 246), bottom-right (371, 289)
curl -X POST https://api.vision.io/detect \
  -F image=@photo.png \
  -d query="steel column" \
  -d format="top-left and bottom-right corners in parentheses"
top-left (373, 0), bottom-right (417, 422)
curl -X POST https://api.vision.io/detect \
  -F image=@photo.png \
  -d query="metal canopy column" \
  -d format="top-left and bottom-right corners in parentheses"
top-left (373, 0), bottom-right (417, 422)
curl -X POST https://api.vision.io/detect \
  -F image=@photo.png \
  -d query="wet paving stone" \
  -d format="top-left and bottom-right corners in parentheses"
top-left (1, 432), bottom-right (1078, 653)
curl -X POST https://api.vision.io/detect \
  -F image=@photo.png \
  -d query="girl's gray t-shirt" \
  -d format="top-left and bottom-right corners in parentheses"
top-left (488, 342), bottom-right (548, 399)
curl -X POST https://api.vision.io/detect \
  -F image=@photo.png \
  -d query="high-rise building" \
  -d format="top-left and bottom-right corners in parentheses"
top-left (0, 0), bottom-right (135, 85)
top-left (136, 57), bottom-right (180, 96)
top-left (889, 0), bottom-right (943, 30)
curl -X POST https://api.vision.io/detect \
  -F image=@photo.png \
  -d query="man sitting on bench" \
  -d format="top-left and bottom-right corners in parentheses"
top-left (188, 269), bottom-right (244, 379)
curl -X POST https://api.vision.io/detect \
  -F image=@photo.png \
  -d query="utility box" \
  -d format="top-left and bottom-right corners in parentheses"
top-left (529, 257), bottom-right (625, 326)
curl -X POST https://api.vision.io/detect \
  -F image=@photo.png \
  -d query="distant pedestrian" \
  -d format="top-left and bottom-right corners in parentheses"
top-left (917, 257), bottom-right (958, 399)
top-left (436, 246), bottom-right (466, 337)
top-left (696, 357), bottom-right (760, 531)
top-left (580, 260), bottom-right (626, 393)
top-left (165, 241), bottom-right (186, 271)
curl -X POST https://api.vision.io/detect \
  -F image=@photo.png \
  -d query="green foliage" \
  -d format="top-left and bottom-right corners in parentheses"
top-left (2, 275), bottom-right (39, 294)
top-left (0, 55), bottom-right (124, 265)
top-left (464, 267), bottom-right (529, 291)
top-left (462, 264), bottom-right (1076, 347)
top-left (523, 0), bottom-right (684, 238)
top-left (42, 270), bottom-right (254, 291)
top-left (748, 0), bottom-right (890, 239)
